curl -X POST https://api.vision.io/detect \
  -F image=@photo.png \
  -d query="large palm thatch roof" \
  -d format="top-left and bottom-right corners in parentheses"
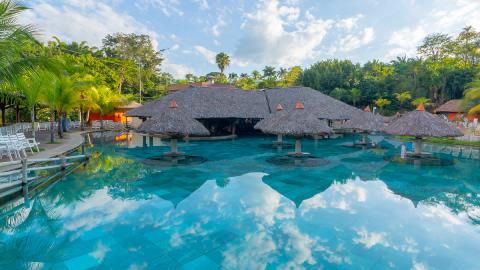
top-left (384, 108), bottom-right (463, 138)
top-left (126, 86), bottom-right (360, 121)
top-left (340, 111), bottom-right (386, 132)
top-left (126, 86), bottom-right (270, 119)
top-left (265, 87), bottom-right (362, 120)
top-left (136, 101), bottom-right (210, 137)
top-left (255, 102), bottom-right (333, 136)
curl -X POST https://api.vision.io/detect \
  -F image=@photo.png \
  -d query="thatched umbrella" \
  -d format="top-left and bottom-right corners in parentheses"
top-left (137, 100), bottom-right (210, 156)
top-left (340, 111), bottom-right (385, 145)
top-left (384, 105), bottom-right (463, 155)
top-left (254, 104), bottom-right (287, 144)
top-left (255, 101), bottom-right (333, 156)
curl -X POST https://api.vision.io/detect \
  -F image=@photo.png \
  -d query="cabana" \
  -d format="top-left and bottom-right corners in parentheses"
top-left (126, 86), bottom-right (361, 136)
top-left (255, 101), bottom-right (333, 156)
top-left (384, 105), bottom-right (463, 156)
top-left (254, 104), bottom-right (288, 145)
top-left (137, 100), bottom-right (210, 156)
top-left (340, 111), bottom-right (385, 146)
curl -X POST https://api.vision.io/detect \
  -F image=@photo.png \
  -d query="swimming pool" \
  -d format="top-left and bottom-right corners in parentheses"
top-left (1, 134), bottom-right (480, 269)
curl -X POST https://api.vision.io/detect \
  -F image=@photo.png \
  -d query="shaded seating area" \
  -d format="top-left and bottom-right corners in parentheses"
top-left (339, 109), bottom-right (386, 148)
top-left (136, 100), bottom-right (210, 165)
top-left (384, 105), bottom-right (463, 166)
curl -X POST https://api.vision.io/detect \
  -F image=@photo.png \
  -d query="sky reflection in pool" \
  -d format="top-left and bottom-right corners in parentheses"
top-left (1, 135), bottom-right (480, 269)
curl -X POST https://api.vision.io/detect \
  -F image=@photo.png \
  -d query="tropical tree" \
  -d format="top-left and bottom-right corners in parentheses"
top-left (39, 74), bottom-right (78, 142)
top-left (215, 52), bottom-right (230, 74)
top-left (375, 98), bottom-right (391, 114)
top-left (412, 97), bottom-right (433, 108)
top-left (72, 74), bottom-right (99, 130)
top-left (463, 79), bottom-right (480, 116)
top-left (251, 70), bottom-right (261, 81)
top-left (395, 91), bottom-right (412, 108)
top-left (92, 86), bottom-right (124, 129)
top-left (350, 88), bottom-right (361, 106)
top-left (14, 68), bottom-right (55, 138)
top-left (0, 0), bottom-right (37, 83)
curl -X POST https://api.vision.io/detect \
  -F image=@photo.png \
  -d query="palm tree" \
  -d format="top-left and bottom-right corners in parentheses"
top-left (0, 0), bottom-right (37, 83)
top-left (15, 69), bottom-right (55, 139)
top-left (375, 98), bottom-right (391, 114)
top-left (40, 74), bottom-right (78, 142)
top-left (72, 75), bottom-right (98, 131)
top-left (395, 91), bottom-right (412, 110)
top-left (251, 70), bottom-right (261, 81)
top-left (92, 86), bottom-right (124, 129)
top-left (350, 88), bottom-right (361, 107)
top-left (215, 52), bottom-right (230, 74)
top-left (463, 79), bottom-right (480, 116)
top-left (412, 97), bottom-right (433, 107)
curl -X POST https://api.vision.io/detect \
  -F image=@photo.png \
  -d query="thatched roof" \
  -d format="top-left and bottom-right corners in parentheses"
top-left (339, 111), bottom-right (386, 132)
top-left (255, 102), bottom-right (333, 136)
top-left (265, 87), bottom-right (362, 120)
top-left (384, 107), bottom-right (463, 138)
top-left (136, 100), bottom-right (210, 137)
top-left (126, 86), bottom-right (360, 121)
top-left (435, 99), bottom-right (464, 113)
top-left (126, 86), bottom-right (270, 119)
top-left (116, 101), bottom-right (142, 110)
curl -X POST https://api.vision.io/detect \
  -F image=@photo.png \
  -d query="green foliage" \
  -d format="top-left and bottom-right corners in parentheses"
top-left (215, 52), bottom-right (230, 74)
top-left (412, 97), bottom-right (433, 107)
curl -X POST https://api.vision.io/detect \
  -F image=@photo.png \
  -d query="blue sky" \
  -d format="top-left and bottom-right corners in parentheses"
top-left (22, 0), bottom-right (480, 79)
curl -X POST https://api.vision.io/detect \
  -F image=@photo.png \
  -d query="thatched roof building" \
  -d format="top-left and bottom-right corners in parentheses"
top-left (126, 86), bottom-right (270, 119)
top-left (137, 100), bottom-right (210, 137)
top-left (340, 111), bottom-right (385, 133)
top-left (264, 87), bottom-right (362, 120)
top-left (384, 106), bottom-right (463, 138)
top-left (137, 100), bottom-right (210, 156)
top-left (255, 102), bottom-right (333, 137)
top-left (126, 86), bottom-right (360, 120)
top-left (384, 105), bottom-right (463, 155)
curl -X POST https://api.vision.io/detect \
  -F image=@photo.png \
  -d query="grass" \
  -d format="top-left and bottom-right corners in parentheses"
top-left (396, 136), bottom-right (480, 147)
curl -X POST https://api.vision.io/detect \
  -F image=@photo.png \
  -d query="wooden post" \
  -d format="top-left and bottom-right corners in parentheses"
top-left (295, 138), bottom-right (302, 155)
top-left (414, 138), bottom-right (423, 155)
top-left (142, 136), bottom-right (147, 147)
top-left (21, 158), bottom-right (28, 197)
top-left (171, 138), bottom-right (178, 154)
top-left (60, 155), bottom-right (66, 171)
top-left (149, 136), bottom-right (154, 147)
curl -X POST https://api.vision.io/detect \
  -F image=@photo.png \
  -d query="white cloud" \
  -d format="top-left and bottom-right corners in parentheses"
top-left (385, 0), bottom-right (480, 60)
top-left (211, 15), bottom-right (226, 37)
top-left (386, 26), bottom-right (426, 59)
top-left (234, 0), bottom-right (332, 66)
top-left (21, 1), bottom-right (161, 49)
top-left (162, 59), bottom-right (195, 78)
top-left (136, 0), bottom-right (184, 17)
top-left (335, 27), bottom-right (375, 52)
top-left (194, 0), bottom-right (209, 10)
top-left (194, 45), bottom-right (217, 64)
top-left (336, 14), bottom-right (364, 30)
top-left (353, 227), bottom-right (390, 249)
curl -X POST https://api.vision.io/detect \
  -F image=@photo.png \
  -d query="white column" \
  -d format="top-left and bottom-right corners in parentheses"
top-left (295, 138), bottom-right (302, 155)
top-left (171, 138), bottom-right (178, 154)
top-left (361, 133), bottom-right (368, 144)
top-left (276, 134), bottom-right (283, 143)
top-left (414, 139), bottom-right (422, 155)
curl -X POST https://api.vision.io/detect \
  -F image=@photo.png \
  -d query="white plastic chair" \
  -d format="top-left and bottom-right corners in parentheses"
top-left (8, 134), bottom-right (27, 158)
top-left (17, 133), bottom-right (39, 153)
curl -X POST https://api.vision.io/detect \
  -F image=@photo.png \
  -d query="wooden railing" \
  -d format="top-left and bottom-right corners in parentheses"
top-left (0, 154), bottom-right (90, 201)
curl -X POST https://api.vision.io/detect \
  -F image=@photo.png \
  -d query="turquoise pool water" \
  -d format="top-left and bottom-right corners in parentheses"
top-left (1, 134), bottom-right (480, 269)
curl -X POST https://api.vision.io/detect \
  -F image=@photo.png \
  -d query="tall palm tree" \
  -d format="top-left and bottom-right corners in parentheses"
top-left (15, 68), bottom-right (55, 139)
top-left (72, 74), bottom-right (98, 130)
top-left (40, 74), bottom-right (78, 142)
top-left (215, 52), bottom-right (230, 74)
